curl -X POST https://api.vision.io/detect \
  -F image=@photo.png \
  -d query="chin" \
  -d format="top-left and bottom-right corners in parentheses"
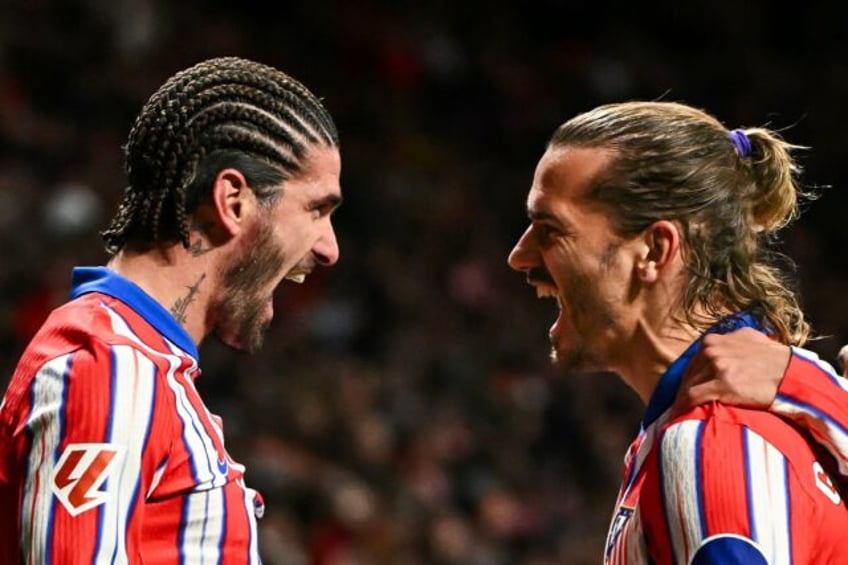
top-left (551, 345), bottom-right (605, 376)
top-left (213, 311), bottom-right (271, 353)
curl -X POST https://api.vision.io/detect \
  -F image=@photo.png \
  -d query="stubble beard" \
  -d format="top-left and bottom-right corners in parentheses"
top-left (213, 216), bottom-right (285, 352)
top-left (549, 244), bottom-right (621, 375)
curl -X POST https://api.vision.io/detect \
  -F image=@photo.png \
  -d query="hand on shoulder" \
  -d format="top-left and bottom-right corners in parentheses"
top-left (673, 328), bottom-right (791, 416)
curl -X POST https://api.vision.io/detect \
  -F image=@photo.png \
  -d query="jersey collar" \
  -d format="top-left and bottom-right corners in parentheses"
top-left (641, 311), bottom-right (763, 430)
top-left (69, 266), bottom-right (200, 359)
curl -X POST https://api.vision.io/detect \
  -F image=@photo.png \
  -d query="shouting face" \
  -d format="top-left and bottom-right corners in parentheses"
top-left (508, 145), bottom-right (642, 375)
top-left (212, 145), bottom-right (343, 351)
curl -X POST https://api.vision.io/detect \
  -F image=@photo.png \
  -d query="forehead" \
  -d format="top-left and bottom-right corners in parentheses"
top-left (529, 145), bottom-right (612, 207)
top-left (293, 144), bottom-right (342, 197)
top-left (526, 145), bottom-right (611, 221)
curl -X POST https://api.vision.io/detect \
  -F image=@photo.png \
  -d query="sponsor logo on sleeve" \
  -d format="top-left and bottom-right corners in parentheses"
top-left (51, 443), bottom-right (124, 516)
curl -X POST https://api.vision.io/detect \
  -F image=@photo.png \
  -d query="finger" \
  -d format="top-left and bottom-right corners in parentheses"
top-left (682, 353), bottom-right (710, 387)
top-left (671, 380), bottom-right (723, 417)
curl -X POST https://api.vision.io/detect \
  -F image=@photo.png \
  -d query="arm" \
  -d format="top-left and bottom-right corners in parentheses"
top-left (11, 338), bottom-right (159, 563)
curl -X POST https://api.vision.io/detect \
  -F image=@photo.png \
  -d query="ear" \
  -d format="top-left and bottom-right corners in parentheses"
top-left (635, 220), bottom-right (681, 283)
top-left (209, 168), bottom-right (257, 238)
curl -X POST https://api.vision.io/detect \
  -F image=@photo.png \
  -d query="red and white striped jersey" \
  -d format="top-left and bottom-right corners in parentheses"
top-left (772, 347), bottom-right (848, 478)
top-left (604, 314), bottom-right (848, 564)
top-left (0, 267), bottom-right (263, 564)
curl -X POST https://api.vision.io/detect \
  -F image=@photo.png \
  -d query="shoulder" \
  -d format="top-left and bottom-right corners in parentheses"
top-left (660, 402), bottom-right (813, 456)
top-left (13, 293), bottom-right (168, 385)
top-left (655, 404), bottom-right (838, 504)
top-left (34, 292), bottom-right (168, 351)
top-left (12, 295), bottom-right (110, 372)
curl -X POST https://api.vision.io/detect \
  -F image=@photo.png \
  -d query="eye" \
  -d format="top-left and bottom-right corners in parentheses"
top-left (534, 223), bottom-right (561, 244)
top-left (311, 203), bottom-right (334, 219)
top-left (309, 196), bottom-right (342, 219)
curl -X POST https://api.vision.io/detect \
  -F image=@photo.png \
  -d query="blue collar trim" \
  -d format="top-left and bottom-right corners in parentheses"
top-left (70, 266), bottom-right (199, 359)
top-left (641, 312), bottom-right (762, 430)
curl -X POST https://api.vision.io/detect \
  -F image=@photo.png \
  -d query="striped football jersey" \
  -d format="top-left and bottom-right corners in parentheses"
top-left (0, 267), bottom-right (263, 564)
top-left (771, 347), bottom-right (848, 477)
top-left (604, 313), bottom-right (848, 564)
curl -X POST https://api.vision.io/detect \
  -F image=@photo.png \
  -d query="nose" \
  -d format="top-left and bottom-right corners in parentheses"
top-left (313, 221), bottom-right (340, 266)
top-left (507, 226), bottom-right (536, 273)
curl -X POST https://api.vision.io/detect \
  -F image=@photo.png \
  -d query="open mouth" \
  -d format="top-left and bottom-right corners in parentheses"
top-left (535, 285), bottom-right (558, 300)
top-left (526, 270), bottom-right (565, 339)
top-left (531, 284), bottom-right (564, 338)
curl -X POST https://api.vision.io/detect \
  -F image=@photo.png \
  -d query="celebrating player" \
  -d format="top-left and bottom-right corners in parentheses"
top-left (508, 101), bottom-right (848, 563)
top-left (0, 57), bottom-right (342, 563)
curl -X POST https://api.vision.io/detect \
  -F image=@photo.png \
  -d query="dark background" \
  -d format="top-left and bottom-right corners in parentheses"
top-left (2, 1), bottom-right (846, 563)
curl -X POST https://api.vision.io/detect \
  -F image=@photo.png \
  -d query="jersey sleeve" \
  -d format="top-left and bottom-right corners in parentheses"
top-left (638, 416), bottom-right (821, 565)
top-left (9, 336), bottom-right (164, 563)
top-left (771, 347), bottom-right (848, 476)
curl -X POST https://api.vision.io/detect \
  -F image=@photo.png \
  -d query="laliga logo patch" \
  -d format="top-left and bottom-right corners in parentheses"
top-left (51, 443), bottom-right (124, 516)
top-left (813, 461), bottom-right (841, 504)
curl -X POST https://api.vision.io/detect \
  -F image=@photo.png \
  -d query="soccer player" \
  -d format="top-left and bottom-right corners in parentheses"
top-left (0, 57), bottom-right (342, 563)
top-left (508, 101), bottom-right (848, 564)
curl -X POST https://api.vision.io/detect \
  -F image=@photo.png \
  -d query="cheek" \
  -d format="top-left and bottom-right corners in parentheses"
top-left (545, 247), bottom-right (585, 283)
top-left (281, 219), bottom-right (315, 246)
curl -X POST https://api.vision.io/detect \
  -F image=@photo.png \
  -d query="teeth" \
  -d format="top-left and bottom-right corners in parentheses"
top-left (535, 287), bottom-right (557, 299)
top-left (285, 273), bottom-right (306, 284)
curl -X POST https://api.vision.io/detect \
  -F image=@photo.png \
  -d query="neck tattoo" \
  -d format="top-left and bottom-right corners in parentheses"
top-left (188, 221), bottom-right (214, 256)
top-left (170, 273), bottom-right (207, 325)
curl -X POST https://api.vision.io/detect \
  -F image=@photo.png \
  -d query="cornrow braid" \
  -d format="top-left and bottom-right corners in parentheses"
top-left (102, 56), bottom-right (339, 254)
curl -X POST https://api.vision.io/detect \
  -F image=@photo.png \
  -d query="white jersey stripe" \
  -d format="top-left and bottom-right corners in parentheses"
top-left (93, 346), bottom-right (156, 564)
top-left (772, 396), bottom-right (848, 475)
top-left (203, 486), bottom-right (226, 563)
top-left (177, 487), bottom-right (227, 564)
top-left (147, 460), bottom-right (168, 499)
top-left (744, 428), bottom-right (791, 564)
top-left (21, 354), bottom-right (72, 565)
top-left (242, 483), bottom-right (261, 564)
top-left (104, 305), bottom-right (227, 489)
top-left (100, 301), bottom-right (247, 560)
top-left (791, 346), bottom-right (847, 390)
top-left (659, 420), bottom-right (705, 564)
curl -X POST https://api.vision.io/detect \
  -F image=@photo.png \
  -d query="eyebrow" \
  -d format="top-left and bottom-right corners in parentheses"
top-left (311, 194), bottom-right (343, 211)
top-left (528, 209), bottom-right (569, 225)
top-left (527, 208), bottom-right (576, 231)
top-left (527, 209), bottom-right (555, 221)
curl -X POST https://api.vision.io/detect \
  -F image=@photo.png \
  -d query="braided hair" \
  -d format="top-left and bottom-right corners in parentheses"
top-left (102, 57), bottom-right (339, 254)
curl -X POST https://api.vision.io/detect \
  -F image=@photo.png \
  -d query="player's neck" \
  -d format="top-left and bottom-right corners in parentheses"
top-left (107, 243), bottom-right (220, 345)
top-left (618, 313), bottom-right (701, 404)
top-left (615, 259), bottom-right (711, 404)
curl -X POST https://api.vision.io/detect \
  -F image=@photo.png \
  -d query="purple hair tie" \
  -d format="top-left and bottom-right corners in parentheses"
top-left (729, 129), bottom-right (752, 158)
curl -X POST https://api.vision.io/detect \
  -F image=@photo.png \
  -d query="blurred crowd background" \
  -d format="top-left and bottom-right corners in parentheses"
top-left (2, 1), bottom-right (847, 563)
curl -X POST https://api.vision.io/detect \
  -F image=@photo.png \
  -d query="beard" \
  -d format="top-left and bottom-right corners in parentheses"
top-left (211, 215), bottom-right (285, 352)
top-left (546, 246), bottom-right (621, 374)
